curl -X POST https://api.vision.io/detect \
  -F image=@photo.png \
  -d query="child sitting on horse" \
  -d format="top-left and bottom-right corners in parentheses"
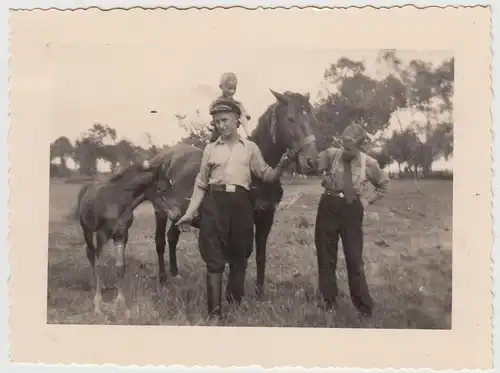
top-left (209, 72), bottom-right (252, 142)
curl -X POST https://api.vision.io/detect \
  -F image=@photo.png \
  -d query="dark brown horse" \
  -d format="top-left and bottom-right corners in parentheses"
top-left (75, 162), bottom-right (165, 319)
top-left (137, 89), bottom-right (324, 298)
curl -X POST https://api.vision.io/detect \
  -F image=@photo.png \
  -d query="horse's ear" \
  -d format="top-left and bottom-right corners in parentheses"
top-left (304, 92), bottom-right (310, 101)
top-left (269, 89), bottom-right (288, 104)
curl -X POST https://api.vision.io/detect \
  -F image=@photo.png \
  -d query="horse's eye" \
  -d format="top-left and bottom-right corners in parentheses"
top-left (157, 180), bottom-right (170, 192)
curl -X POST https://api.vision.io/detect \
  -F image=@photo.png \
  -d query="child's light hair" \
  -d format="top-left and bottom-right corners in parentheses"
top-left (220, 72), bottom-right (238, 86)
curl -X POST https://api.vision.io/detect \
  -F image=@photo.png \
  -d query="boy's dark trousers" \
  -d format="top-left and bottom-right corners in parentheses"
top-left (198, 185), bottom-right (254, 318)
top-left (314, 192), bottom-right (373, 315)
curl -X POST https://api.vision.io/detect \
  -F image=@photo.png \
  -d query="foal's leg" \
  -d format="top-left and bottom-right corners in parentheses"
top-left (254, 208), bottom-right (275, 299)
top-left (113, 227), bottom-right (131, 321)
top-left (83, 225), bottom-right (102, 314)
top-left (154, 211), bottom-right (168, 284)
top-left (167, 223), bottom-right (181, 277)
top-left (93, 230), bottom-right (107, 315)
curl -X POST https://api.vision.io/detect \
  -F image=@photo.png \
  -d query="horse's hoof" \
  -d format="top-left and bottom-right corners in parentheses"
top-left (255, 287), bottom-right (265, 301)
top-left (325, 310), bottom-right (336, 328)
top-left (170, 269), bottom-right (179, 277)
top-left (124, 309), bottom-right (132, 322)
top-left (94, 297), bottom-right (103, 315)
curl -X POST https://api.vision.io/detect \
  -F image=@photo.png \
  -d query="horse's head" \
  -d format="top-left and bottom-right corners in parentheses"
top-left (268, 89), bottom-right (319, 173)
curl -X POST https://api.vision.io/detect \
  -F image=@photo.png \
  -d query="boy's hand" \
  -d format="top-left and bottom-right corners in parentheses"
top-left (277, 151), bottom-right (293, 169)
top-left (175, 211), bottom-right (197, 231)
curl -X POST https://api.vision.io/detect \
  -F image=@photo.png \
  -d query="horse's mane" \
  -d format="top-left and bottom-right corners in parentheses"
top-left (108, 164), bottom-right (145, 183)
top-left (250, 91), bottom-right (310, 143)
top-left (249, 102), bottom-right (278, 143)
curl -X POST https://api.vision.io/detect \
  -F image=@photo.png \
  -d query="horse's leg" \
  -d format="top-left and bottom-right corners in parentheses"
top-left (154, 210), bottom-right (168, 284)
top-left (254, 208), bottom-right (275, 299)
top-left (113, 226), bottom-right (131, 321)
top-left (93, 230), bottom-right (107, 315)
top-left (167, 223), bottom-right (181, 277)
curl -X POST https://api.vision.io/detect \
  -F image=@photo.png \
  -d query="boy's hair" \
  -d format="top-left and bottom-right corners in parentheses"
top-left (220, 72), bottom-right (238, 86)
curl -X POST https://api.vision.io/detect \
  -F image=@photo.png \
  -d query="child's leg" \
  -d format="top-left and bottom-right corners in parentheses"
top-left (239, 117), bottom-right (252, 138)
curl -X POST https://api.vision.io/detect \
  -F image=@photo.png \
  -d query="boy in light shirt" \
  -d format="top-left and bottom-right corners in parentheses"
top-left (209, 72), bottom-right (252, 142)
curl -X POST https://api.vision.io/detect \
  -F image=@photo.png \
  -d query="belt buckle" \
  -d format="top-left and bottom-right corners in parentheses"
top-left (225, 184), bottom-right (236, 192)
top-left (339, 192), bottom-right (344, 198)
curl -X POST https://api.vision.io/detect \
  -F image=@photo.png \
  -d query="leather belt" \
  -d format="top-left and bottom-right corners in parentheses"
top-left (324, 190), bottom-right (345, 198)
top-left (324, 190), bottom-right (360, 198)
top-left (209, 184), bottom-right (239, 193)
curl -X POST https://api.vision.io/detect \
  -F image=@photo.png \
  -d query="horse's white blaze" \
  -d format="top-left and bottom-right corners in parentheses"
top-left (115, 242), bottom-right (125, 267)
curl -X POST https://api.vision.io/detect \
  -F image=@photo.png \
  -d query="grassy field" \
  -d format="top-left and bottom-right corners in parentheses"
top-left (47, 178), bottom-right (452, 329)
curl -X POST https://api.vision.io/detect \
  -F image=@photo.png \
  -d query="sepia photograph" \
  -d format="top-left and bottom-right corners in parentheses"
top-left (45, 47), bottom-right (454, 329)
top-left (8, 6), bottom-right (492, 369)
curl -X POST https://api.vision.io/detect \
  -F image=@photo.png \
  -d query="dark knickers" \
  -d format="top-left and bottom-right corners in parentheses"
top-left (198, 185), bottom-right (254, 274)
top-left (314, 192), bottom-right (373, 314)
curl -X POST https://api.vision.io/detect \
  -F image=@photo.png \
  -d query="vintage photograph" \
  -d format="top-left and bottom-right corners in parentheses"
top-left (9, 6), bottom-right (491, 369)
top-left (46, 47), bottom-right (454, 329)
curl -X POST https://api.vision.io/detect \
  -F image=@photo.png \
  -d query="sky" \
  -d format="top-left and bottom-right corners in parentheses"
top-left (10, 10), bottom-right (453, 171)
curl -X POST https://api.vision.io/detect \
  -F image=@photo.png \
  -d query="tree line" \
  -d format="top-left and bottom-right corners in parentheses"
top-left (50, 50), bottom-right (453, 179)
top-left (50, 123), bottom-right (163, 177)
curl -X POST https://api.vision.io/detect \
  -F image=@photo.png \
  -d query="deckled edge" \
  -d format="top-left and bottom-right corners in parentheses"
top-left (6, 3), bottom-right (12, 367)
top-left (489, 1), bottom-right (496, 370)
top-left (7, 4), bottom-right (493, 11)
top-left (5, 3), bottom-right (493, 372)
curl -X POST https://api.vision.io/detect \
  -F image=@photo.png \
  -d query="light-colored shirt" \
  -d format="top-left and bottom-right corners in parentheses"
top-left (318, 147), bottom-right (390, 202)
top-left (195, 135), bottom-right (275, 191)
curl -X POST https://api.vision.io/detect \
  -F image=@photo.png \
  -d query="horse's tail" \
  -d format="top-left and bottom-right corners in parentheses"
top-left (72, 183), bottom-right (93, 221)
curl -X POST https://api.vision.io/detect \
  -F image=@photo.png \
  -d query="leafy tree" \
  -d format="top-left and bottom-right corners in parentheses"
top-left (376, 51), bottom-right (454, 174)
top-left (73, 137), bottom-right (100, 176)
top-left (73, 123), bottom-right (118, 175)
top-left (86, 123), bottom-right (117, 144)
top-left (176, 110), bottom-right (212, 149)
top-left (315, 57), bottom-right (407, 143)
top-left (50, 136), bottom-right (74, 169)
top-left (383, 128), bottom-right (419, 174)
top-left (114, 139), bottom-right (139, 168)
top-left (144, 132), bottom-right (161, 158)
